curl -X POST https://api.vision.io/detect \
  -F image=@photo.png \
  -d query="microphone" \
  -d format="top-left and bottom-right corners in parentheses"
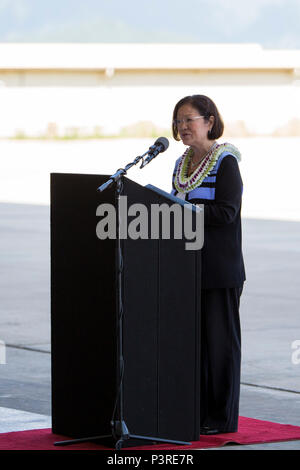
top-left (97, 137), bottom-right (169, 192)
top-left (140, 137), bottom-right (169, 168)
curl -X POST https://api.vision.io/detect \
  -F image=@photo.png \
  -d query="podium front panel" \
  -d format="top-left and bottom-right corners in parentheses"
top-left (51, 174), bottom-right (201, 442)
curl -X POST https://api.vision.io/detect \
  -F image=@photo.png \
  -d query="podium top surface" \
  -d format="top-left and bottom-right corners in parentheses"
top-left (146, 184), bottom-right (202, 212)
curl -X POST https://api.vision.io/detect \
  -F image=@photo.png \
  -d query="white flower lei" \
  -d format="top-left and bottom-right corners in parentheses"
top-left (173, 142), bottom-right (241, 194)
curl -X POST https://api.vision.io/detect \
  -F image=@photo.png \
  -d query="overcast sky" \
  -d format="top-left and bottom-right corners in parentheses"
top-left (0, 0), bottom-right (299, 48)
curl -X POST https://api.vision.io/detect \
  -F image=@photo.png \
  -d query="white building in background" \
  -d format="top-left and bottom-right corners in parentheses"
top-left (0, 43), bottom-right (300, 138)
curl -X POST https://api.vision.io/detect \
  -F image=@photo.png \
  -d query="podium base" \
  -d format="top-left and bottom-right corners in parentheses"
top-left (54, 433), bottom-right (191, 450)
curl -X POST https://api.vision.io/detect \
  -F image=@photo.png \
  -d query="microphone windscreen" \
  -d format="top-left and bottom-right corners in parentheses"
top-left (155, 137), bottom-right (169, 152)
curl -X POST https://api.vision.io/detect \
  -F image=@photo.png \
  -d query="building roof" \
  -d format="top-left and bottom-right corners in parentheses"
top-left (0, 43), bottom-right (299, 72)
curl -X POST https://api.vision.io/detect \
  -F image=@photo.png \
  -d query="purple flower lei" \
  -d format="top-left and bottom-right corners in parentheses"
top-left (174, 142), bottom-right (241, 194)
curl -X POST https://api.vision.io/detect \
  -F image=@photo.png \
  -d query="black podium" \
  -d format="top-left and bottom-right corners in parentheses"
top-left (50, 173), bottom-right (201, 448)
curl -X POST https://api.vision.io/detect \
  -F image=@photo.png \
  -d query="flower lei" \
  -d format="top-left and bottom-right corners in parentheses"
top-left (173, 142), bottom-right (241, 194)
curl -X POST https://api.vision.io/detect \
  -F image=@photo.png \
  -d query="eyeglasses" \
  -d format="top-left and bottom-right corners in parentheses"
top-left (173, 116), bottom-right (205, 127)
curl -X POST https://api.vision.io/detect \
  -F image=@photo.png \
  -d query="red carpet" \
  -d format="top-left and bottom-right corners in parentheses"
top-left (1, 417), bottom-right (300, 450)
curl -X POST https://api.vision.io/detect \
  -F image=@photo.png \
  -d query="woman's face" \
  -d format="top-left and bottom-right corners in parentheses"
top-left (176, 103), bottom-right (213, 148)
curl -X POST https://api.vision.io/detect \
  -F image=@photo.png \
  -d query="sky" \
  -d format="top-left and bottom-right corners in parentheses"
top-left (0, 0), bottom-right (300, 48)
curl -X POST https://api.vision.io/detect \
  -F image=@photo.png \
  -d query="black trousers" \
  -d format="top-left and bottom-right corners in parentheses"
top-left (200, 286), bottom-right (243, 432)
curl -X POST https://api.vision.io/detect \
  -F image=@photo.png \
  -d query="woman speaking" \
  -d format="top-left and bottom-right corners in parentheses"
top-left (171, 95), bottom-right (246, 435)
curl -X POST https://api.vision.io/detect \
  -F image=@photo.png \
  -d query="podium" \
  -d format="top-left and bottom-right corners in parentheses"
top-left (50, 173), bottom-right (202, 448)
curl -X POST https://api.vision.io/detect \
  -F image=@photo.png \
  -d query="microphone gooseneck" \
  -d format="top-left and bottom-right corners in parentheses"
top-left (140, 137), bottom-right (169, 168)
top-left (97, 137), bottom-right (169, 191)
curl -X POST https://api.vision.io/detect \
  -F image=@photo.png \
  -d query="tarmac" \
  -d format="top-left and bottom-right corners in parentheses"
top-left (0, 201), bottom-right (300, 451)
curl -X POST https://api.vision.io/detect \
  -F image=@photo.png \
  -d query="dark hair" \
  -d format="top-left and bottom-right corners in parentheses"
top-left (172, 95), bottom-right (224, 141)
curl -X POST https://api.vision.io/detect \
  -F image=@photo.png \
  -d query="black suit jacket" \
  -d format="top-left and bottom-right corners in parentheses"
top-left (188, 155), bottom-right (246, 288)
